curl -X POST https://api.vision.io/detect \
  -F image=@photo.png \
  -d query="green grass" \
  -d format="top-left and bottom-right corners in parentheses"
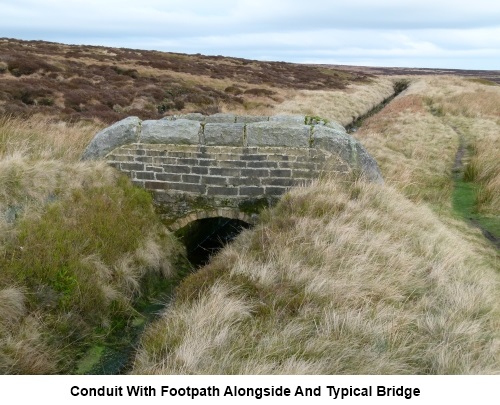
top-left (453, 174), bottom-right (500, 241)
top-left (75, 345), bottom-right (105, 374)
top-left (0, 164), bottom-right (185, 373)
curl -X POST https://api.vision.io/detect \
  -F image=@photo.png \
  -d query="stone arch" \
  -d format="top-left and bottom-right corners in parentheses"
top-left (168, 208), bottom-right (257, 231)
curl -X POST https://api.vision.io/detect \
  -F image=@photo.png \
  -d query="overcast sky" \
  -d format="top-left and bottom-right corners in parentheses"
top-left (1, 0), bottom-right (499, 70)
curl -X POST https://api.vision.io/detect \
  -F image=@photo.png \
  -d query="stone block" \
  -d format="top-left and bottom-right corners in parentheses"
top-left (269, 169), bottom-right (292, 177)
top-left (146, 166), bottom-right (163, 173)
top-left (176, 113), bottom-right (206, 121)
top-left (204, 123), bottom-right (245, 146)
top-left (82, 116), bottom-right (141, 160)
top-left (269, 115), bottom-right (306, 124)
top-left (204, 113), bottom-right (236, 123)
top-left (198, 159), bottom-right (217, 167)
top-left (120, 162), bottom-right (145, 171)
top-left (247, 161), bottom-right (277, 168)
top-left (177, 157), bottom-right (199, 165)
top-left (202, 176), bottom-right (227, 186)
top-left (136, 156), bottom-right (153, 163)
top-left (140, 119), bottom-right (201, 144)
top-left (207, 186), bottom-right (239, 196)
top-left (209, 167), bottom-right (241, 177)
top-left (155, 173), bottom-right (182, 182)
top-left (168, 183), bottom-right (207, 193)
top-left (311, 126), bottom-right (353, 164)
top-left (246, 122), bottom-right (311, 147)
top-left (227, 177), bottom-right (260, 186)
top-left (325, 120), bottom-right (347, 133)
top-left (261, 178), bottom-right (295, 187)
top-left (162, 164), bottom-right (191, 174)
top-left (240, 154), bottom-right (266, 161)
top-left (182, 174), bottom-right (201, 184)
top-left (191, 167), bottom-right (209, 175)
top-left (241, 168), bottom-right (269, 177)
top-left (144, 181), bottom-right (169, 190)
top-left (236, 115), bottom-right (269, 123)
top-left (264, 186), bottom-right (289, 196)
top-left (312, 126), bottom-right (383, 183)
top-left (239, 187), bottom-right (265, 197)
top-left (134, 172), bottom-right (155, 180)
top-left (218, 160), bottom-right (247, 168)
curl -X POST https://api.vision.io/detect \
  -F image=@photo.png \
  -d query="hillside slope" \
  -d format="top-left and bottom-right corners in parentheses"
top-left (132, 76), bottom-right (500, 374)
top-left (0, 39), bottom-right (498, 374)
top-left (0, 38), bottom-right (372, 124)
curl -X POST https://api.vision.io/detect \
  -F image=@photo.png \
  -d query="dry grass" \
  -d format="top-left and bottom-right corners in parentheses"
top-left (0, 117), bottom-right (183, 373)
top-left (1, 40), bottom-right (498, 375)
top-left (410, 77), bottom-right (500, 216)
top-left (0, 315), bottom-right (59, 374)
top-left (132, 74), bottom-right (500, 375)
top-left (0, 38), bottom-right (371, 123)
top-left (133, 177), bottom-right (499, 374)
top-left (274, 77), bottom-right (395, 125)
top-left (0, 115), bottom-right (102, 161)
top-left (352, 83), bottom-right (457, 208)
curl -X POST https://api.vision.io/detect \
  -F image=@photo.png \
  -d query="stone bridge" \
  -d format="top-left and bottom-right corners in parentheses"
top-left (82, 113), bottom-right (382, 230)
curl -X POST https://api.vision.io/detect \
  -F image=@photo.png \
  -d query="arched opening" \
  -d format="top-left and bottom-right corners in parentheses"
top-left (175, 217), bottom-right (251, 267)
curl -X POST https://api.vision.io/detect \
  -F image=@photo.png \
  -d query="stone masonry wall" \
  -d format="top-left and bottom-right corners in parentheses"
top-left (83, 113), bottom-right (383, 228)
top-left (82, 113), bottom-right (382, 184)
top-left (106, 143), bottom-right (346, 227)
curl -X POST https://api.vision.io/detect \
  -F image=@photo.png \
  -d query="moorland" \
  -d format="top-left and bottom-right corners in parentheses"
top-left (0, 38), bottom-right (498, 374)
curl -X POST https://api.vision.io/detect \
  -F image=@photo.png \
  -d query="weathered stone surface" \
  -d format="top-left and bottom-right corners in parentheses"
top-left (104, 142), bottom-right (379, 228)
top-left (176, 113), bottom-right (206, 121)
top-left (325, 120), bottom-right (347, 133)
top-left (353, 142), bottom-right (384, 183)
top-left (85, 114), bottom-right (384, 227)
top-left (269, 115), bottom-right (305, 124)
top-left (82, 116), bottom-right (141, 160)
top-left (140, 119), bottom-right (201, 144)
top-left (246, 122), bottom-right (311, 147)
top-left (236, 115), bottom-right (269, 123)
top-left (204, 113), bottom-right (236, 123)
top-left (312, 126), bottom-right (382, 182)
top-left (204, 123), bottom-right (245, 146)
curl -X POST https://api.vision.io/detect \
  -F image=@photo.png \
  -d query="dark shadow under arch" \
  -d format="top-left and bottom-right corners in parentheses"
top-left (175, 217), bottom-right (251, 267)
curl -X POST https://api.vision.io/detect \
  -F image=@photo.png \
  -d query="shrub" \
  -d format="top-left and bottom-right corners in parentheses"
top-left (224, 86), bottom-right (243, 95)
top-left (243, 88), bottom-right (276, 97)
top-left (7, 55), bottom-right (59, 77)
top-left (0, 161), bottom-right (183, 373)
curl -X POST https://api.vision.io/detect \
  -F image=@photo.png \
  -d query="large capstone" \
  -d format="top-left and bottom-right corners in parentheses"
top-left (81, 116), bottom-right (141, 160)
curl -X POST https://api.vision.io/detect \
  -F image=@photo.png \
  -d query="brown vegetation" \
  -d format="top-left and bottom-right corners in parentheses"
top-left (1, 38), bottom-right (498, 375)
top-left (0, 115), bottom-right (183, 373)
top-left (0, 38), bottom-right (370, 124)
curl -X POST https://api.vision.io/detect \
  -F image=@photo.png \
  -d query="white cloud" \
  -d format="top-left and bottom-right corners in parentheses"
top-left (1, 0), bottom-right (499, 69)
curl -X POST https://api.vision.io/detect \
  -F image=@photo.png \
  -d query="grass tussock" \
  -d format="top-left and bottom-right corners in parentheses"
top-left (0, 117), bottom-right (183, 374)
top-left (274, 77), bottom-right (395, 126)
top-left (452, 118), bottom-right (500, 217)
top-left (416, 77), bottom-right (500, 217)
top-left (132, 177), bottom-right (500, 374)
top-left (354, 93), bottom-right (457, 208)
top-left (0, 114), bottom-right (102, 161)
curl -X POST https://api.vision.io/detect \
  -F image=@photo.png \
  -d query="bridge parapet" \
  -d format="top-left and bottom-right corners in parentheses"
top-left (82, 114), bottom-right (382, 228)
top-left (83, 114), bottom-right (381, 181)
